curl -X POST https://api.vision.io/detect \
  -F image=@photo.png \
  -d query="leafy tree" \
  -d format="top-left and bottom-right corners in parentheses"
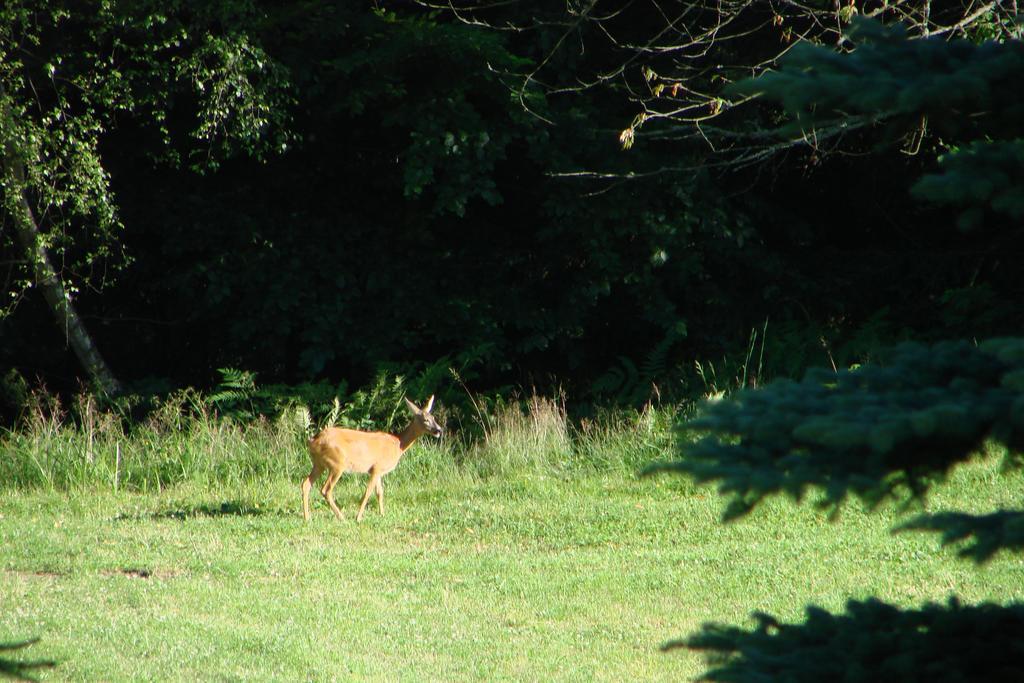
top-left (407, 2), bottom-right (1023, 395)
top-left (23, 2), bottom-right (758, 394)
top-left (0, 1), bottom-right (292, 392)
top-left (5, 2), bottom-right (1017, 401)
top-left (728, 16), bottom-right (1024, 171)
top-left (650, 18), bottom-right (1024, 681)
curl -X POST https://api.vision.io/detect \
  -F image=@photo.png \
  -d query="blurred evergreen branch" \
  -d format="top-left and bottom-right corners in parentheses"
top-left (728, 18), bottom-right (1024, 139)
top-left (649, 338), bottom-right (1024, 520)
top-left (912, 140), bottom-right (1024, 230)
top-left (669, 598), bottom-right (1024, 683)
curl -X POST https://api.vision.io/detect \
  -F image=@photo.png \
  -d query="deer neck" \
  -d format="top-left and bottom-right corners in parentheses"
top-left (397, 422), bottom-right (424, 452)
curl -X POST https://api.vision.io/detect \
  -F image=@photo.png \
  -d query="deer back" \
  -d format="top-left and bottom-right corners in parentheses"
top-left (309, 427), bottom-right (404, 475)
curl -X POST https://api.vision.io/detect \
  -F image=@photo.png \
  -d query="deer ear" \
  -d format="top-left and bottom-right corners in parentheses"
top-left (404, 397), bottom-right (420, 414)
top-left (424, 395), bottom-right (435, 413)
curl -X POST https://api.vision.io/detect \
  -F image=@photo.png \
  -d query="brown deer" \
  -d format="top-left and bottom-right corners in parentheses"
top-left (301, 396), bottom-right (442, 522)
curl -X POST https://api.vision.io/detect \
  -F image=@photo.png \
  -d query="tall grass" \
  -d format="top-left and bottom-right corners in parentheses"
top-left (0, 390), bottom-right (302, 491)
top-left (0, 388), bottom-right (679, 492)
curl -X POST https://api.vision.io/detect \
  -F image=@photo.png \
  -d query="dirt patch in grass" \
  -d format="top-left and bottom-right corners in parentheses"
top-left (100, 567), bottom-right (181, 580)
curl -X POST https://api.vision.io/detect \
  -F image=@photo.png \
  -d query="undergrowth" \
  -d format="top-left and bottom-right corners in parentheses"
top-left (0, 386), bottom-right (679, 492)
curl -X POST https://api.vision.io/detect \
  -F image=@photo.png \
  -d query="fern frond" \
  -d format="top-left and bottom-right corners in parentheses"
top-left (325, 397), bottom-right (341, 429)
top-left (208, 389), bottom-right (247, 406)
top-left (215, 367), bottom-right (256, 391)
top-left (296, 405), bottom-right (313, 438)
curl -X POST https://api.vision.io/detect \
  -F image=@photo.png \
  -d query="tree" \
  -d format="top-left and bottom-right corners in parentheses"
top-left (1, 84), bottom-right (122, 393)
top-left (5, 3), bottom-right (1017, 397)
top-left (401, 1), bottom-right (1022, 399)
top-left (0, 1), bottom-right (292, 393)
top-left (649, 18), bottom-right (1024, 681)
top-left (654, 339), bottom-right (1024, 681)
top-left (0, 2), bottom-right (765, 395)
top-left (415, 1), bottom-right (1019, 167)
top-left (1, 2), bottom-right (762, 395)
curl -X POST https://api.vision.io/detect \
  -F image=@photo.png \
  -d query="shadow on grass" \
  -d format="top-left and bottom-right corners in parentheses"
top-left (666, 597), bottom-right (1024, 682)
top-left (1, 638), bottom-right (56, 682)
top-left (115, 500), bottom-right (275, 521)
top-left (898, 510), bottom-right (1024, 563)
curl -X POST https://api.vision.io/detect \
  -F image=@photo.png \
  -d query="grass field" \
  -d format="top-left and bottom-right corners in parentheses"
top-left (3, 453), bottom-right (1023, 681)
top-left (2, 396), bottom-right (1023, 681)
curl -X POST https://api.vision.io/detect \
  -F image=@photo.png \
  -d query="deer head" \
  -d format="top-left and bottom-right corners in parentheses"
top-left (405, 395), bottom-right (443, 438)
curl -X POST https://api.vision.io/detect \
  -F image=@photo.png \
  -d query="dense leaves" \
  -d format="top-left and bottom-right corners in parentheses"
top-left (2, 2), bottom-right (770, 391)
top-left (727, 18), bottom-right (1024, 234)
top-left (0, 0), bottom-right (294, 303)
top-left (3, 4), bottom-right (1022, 405)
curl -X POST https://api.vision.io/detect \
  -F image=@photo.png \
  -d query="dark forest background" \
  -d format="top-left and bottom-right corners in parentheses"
top-left (2, 1), bottom-right (1021, 412)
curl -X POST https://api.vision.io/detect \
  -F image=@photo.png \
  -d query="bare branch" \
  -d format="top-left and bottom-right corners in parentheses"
top-left (415, 1), bottom-right (1018, 166)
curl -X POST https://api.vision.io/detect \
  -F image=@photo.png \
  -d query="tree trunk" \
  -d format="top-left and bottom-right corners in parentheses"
top-left (1, 115), bottom-right (124, 395)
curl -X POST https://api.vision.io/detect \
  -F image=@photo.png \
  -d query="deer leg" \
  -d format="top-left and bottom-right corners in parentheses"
top-left (321, 469), bottom-right (344, 520)
top-left (357, 471), bottom-right (382, 523)
top-left (376, 478), bottom-right (384, 516)
top-left (301, 463), bottom-right (323, 522)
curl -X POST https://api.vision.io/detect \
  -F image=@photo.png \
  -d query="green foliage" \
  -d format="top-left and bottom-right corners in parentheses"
top-left (654, 338), bottom-right (1024, 520)
top-left (474, 397), bottom-right (570, 476)
top-left (656, 15), bottom-right (1024, 681)
top-left (0, 367), bottom-right (30, 416)
top-left (592, 323), bottom-right (686, 404)
top-left (1, 1), bottom-right (770, 389)
top-left (572, 404), bottom-right (678, 475)
top-left (207, 367), bottom-right (346, 425)
top-left (207, 367), bottom-right (259, 418)
top-left (756, 310), bottom-right (911, 384)
top-left (316, 6), bottom-right (534, 217)
top-left (689, 321), bottom-right (772, 401)
top-left (677, 598), bottom-right (1024, 683)
top-left (288, 356), bottom-right (457, 433)
top-left (725, 16), bottom-right (1024, 242)
top-left (0, 0), bottom-right (295, 316)
top-left (1, 386), bottom-right (302, 491)
top-left (172, 30), bottom-right (294, 170)
top-left (205, 358), bottom-right (470, 435)
top-left (729, 18), bottom-right (1024, 138)
top-left (333, 370), bottom-right (412, 432)
top-left (912, 140), bottom-right (1024, 229)
top-left (6, 3), bottom-right (1017, 418)
top-left (936, 284), bottom-right (1019, 340)
top-left (0, 380), bottom-right (682, 490)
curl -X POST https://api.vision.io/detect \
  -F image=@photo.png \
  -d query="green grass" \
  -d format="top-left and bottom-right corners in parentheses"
top-left (0, 392), bottom-right (673, 491)
top-left (2, 395), bottom-right (1023, 680)
top-left (3, 455), bottom-right (1023, 681)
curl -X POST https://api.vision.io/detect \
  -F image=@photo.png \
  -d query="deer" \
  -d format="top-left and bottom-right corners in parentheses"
top-left (301, 395), bottom-right (442, 522)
